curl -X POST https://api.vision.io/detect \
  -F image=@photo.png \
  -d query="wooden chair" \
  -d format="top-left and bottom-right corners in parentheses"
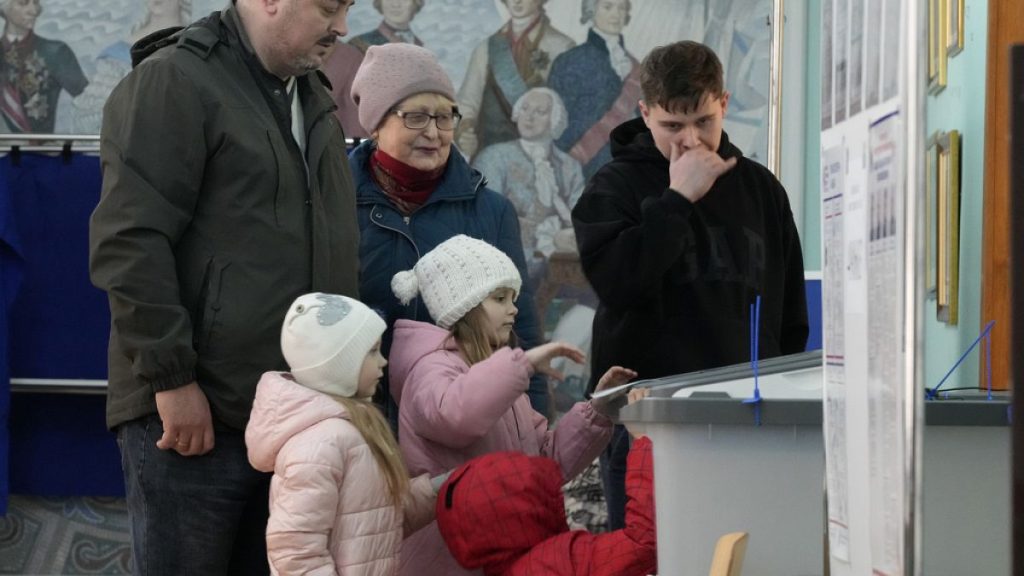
top-left (708, 532), bottom-right (749, 576)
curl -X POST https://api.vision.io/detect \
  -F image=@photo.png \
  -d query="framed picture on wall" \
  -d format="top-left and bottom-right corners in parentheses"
top-left (947, 0), bottom-right (964, 57)
top-left (936, 130), bottom-right (949, 311)
top-left (928, 0), bottom-right (948, 93)
top-left (926, 133), bottom-right (940, 299)
top-left (937, 130), bottom-right (962, 325)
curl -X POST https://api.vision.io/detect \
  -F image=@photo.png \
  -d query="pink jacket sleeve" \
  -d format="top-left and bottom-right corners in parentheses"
top-left (402, 473), bottom-right (436, 537)
top-left (535, 400), bottom-right (614, 480)
top-left (404, 347), bottom-right (534, 449)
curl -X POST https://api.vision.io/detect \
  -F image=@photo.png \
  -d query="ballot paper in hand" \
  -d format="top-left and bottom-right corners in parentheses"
top-left (591, 379), bottom-right (653, 401)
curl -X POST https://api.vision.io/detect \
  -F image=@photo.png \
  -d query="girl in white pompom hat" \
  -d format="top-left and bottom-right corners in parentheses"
top-left (387, 234), bottom-right (637, 576)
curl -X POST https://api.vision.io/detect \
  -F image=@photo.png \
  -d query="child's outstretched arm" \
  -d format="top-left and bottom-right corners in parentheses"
top-left (404, 347), bottom-right (535, 448)
top-left (536, 366), bottom-right (635, 480)
top-left (589, 366), bottom-right (641, 416)
top-left (621, 435), bottom-right (657, 550)
top-left (523, 341), bottom-right (586, 380)
top-left (582, 435), bottom-right (657, 575)
top-left (402, 473), bottom-right (442, 537)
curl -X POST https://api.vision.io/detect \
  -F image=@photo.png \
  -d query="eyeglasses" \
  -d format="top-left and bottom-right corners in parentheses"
top-left (392, 109), bottom-right (462, 131)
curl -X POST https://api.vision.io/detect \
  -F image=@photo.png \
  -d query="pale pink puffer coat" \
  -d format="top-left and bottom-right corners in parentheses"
top-left (388, 319), bottom-right (614, 576)
top-left (247, 371), bottom-right (436, 576)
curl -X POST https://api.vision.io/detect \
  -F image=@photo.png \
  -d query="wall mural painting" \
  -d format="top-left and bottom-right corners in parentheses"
top-left (7, 0), bottom-right (772, 413)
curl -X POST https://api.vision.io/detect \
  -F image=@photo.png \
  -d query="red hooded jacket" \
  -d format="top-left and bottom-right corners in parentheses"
top-left (436, 436), bottom-right (657, 576)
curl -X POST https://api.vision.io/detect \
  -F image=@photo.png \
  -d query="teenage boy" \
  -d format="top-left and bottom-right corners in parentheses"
top-left (571, 40), bottom-right (809, 530)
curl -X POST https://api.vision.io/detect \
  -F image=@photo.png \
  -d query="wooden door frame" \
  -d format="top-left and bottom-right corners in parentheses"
top-left (1011, 43), bottom-right (1024, 576)
top-left (980, 0), bottom-right (1023, 391)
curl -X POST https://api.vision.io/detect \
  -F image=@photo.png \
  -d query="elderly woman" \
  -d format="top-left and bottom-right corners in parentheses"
top-left (472, 87), bottom-right (584, 285)
top-left (349, 43), bottom-right (546, 423)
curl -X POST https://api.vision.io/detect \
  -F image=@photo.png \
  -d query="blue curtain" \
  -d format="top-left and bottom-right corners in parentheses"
top-left (6, 154), bottom-right (108, 380)
top-left (1, 153), bottom-right (113, 506)
top-left (0, 155), bottom-right (25, 514)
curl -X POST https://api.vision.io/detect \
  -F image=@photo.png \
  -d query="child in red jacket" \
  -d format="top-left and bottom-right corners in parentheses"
top-left (435, 390), bottom-right (656, 576)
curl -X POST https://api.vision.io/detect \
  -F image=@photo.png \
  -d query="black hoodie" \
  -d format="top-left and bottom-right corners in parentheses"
top-left (571, 118), bottom-right (808, 391)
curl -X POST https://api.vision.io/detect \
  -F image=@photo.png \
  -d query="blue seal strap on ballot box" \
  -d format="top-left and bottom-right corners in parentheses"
top-left (926, 319), bottom-right (995, 400)
top-left (742, 295), bottom-right (763, 425)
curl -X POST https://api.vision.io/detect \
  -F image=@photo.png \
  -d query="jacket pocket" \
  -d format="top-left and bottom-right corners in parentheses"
top-left (265, 130), bottom-right (285, 227)
top-left (194, 257), bottom-right (230, 354)
top-left (266, 129), bottom-right (310, 229)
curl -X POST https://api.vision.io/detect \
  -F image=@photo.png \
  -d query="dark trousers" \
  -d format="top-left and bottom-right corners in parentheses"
top-left (117, 414), bottom-right (272, 576)
top-left (598, 423), bottom-right (632, 530)
top-left (526, 374), bottom-right (550, 420)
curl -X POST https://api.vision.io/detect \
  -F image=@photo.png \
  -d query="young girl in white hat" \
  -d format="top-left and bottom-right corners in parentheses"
top-left (246, 293), bottom-right (443, 575)
top-left (387, 235), bottom-right (636, 575)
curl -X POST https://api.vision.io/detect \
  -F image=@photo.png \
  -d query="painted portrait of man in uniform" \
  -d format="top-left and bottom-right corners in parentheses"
top-left (349, 0), bottom-right (425, 52)
top-left (0, 0), bottom-right (87, 133)
top-left (71, 0), bottom-right (191, 133)
top-left (321, 0), bottom-right (427, 138)
top-left (473, 86), bottom-right (583, 284)
top-left (548, 0), bottom-right (638, 179)
top-left (454, 0), bottom-right (574, 158)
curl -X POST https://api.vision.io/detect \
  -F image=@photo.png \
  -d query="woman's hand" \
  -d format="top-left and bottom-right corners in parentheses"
top-left (524, 342), bottom-right (585, 381)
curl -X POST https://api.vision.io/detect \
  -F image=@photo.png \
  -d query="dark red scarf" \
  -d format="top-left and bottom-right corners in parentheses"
top-left (370, 149), bottom-right (444, 216)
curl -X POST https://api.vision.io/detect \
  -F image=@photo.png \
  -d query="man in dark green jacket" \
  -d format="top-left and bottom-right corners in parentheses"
top-left (88, 0), bottom-right (358, 573)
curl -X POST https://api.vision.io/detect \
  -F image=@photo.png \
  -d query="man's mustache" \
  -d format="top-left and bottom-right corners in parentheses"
top-left (317, 34), bottom-right (339, 47)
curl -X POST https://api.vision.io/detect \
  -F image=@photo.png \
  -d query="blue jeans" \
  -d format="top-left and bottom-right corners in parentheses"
top-left (598, 423), bottom-right (632, 530)
top-left (117, 415), bottom-right (272, 575)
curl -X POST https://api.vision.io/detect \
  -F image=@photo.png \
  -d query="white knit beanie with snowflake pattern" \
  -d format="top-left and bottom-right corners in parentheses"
top-left (391, 235), bottom-right (522, 329)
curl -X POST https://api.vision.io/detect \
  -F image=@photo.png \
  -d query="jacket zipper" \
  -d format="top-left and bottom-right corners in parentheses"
top-left (369, 206), bottom-right (423, 318)
top-left (359, 166), bottom-right (485, 319)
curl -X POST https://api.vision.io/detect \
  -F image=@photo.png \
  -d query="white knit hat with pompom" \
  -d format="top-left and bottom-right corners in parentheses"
top-left (391, 235), bottom-right (522, 329)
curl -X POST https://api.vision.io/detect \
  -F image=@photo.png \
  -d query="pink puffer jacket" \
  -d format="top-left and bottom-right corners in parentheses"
top-left (388, 319), bottom-right (613, 575)
top-left (247, 371), bottom-right (435, 576)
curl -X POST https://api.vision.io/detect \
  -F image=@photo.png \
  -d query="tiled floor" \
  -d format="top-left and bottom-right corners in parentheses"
top-left (0, 496), bottom-right (131, 575)
top-left (0, 464), bottom-right (607, 575)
